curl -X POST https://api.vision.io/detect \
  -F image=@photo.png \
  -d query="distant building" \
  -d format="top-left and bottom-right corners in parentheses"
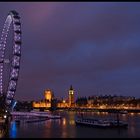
top-left (57, 85), bottom-right (76, 108)
top-left (57, 99), bottom-right (69, 108)
top-left (44, 89), bottom-right (54, 102)
top-left (33, 86), bottom-right (76, 109)
top-left (33, 101), bottom-right (51, 108)
top-left (33, 89), bottom-right (54, 108)
top-left (68, 85), bottom-right (75, 107)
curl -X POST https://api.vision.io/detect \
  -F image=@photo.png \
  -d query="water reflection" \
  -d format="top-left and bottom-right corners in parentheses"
top-left (62, 118), bottom-right (66, 126)
top-left (0, 122), bottom-right (10, 138)
top-left (0, 128), bottom-right (5, 138)
top-left (130, 113), bottom-right (134, 116)
top-left (69, 120), bottom-right (75, 125)
top-left (3, 111), bottom-right (140, 138)
top-left (61, 117), bottom-right (68, 138)
top-left (9, 121), bottom-right (17, 138)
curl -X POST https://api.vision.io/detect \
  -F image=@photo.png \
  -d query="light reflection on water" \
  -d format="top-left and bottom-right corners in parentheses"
top-left (9, 121), bottom-right (17, 138)
top-left (3, 111), bottom-right (140, 138)
top-left (0, 128), bottom-right (5, 138)
top-left (62, 118), bottom-right (66, 126)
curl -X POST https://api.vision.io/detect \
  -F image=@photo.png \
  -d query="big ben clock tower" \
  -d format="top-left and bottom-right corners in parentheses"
top-left (68, 85), bottom-right (74, 107)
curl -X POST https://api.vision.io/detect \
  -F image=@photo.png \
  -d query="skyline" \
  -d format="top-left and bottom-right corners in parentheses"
top-left (0, 2), bottom-right (140, 100)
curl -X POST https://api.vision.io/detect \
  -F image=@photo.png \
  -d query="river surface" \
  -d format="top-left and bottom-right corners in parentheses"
top-left (2, 111), bottom-right (140, 138)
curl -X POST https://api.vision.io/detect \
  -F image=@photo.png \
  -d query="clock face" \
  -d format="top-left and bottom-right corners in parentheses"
top-left (69, 91), bottom-right (73, 95)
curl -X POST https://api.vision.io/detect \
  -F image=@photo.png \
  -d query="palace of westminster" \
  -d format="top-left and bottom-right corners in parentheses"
top-left (33, 85), bottom-right (75, 109)
top-left (32, 85), bottom-right (140, 110)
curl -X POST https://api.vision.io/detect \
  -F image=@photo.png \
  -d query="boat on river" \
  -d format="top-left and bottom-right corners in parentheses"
top-left (75, 116), bottom-right (128, 128)
top-left (11, 111), bottom-right (61, 119)
top-left (25, 118), bottom-right (49, 123)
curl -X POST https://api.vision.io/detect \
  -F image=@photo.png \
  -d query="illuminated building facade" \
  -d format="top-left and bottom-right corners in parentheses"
top-left (33, 89), bottom-right (54, 108)
top-left (68, 85), bottom-right (74, 107)
top-left (57, 99), bottom-right (69, 108)
top-left (33, 101), bottom-right (51, 108)
top-left (44, 89), bottom-right (54, 102)
top-left (57, 85), bottom-right (75, 108)
top-left (33, 86), bottom-right (76, 109)
top-left (33, 88), bottom-right (140, 110)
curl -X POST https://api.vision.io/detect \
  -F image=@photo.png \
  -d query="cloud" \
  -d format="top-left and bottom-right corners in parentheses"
top-left (0, 2), bottom-right (140, 100)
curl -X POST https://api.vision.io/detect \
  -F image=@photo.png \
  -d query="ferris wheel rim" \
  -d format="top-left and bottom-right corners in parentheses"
top-left (0, 10), bottom-right (21, 107)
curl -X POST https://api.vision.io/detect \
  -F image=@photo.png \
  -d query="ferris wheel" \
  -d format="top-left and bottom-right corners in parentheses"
top-left (0, 10), bottom-right (21, 110)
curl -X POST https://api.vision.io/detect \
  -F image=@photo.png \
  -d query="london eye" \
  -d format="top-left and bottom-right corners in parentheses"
top-left (0, 10), bottom-right (21, 111)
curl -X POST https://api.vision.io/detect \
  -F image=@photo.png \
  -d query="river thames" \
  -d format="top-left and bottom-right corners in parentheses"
top-left (2, 111), bottom-right (140, 138)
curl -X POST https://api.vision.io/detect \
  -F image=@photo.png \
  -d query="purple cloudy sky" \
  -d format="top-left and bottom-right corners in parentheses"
top-left (0, 2), bottom-right (140, 101)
